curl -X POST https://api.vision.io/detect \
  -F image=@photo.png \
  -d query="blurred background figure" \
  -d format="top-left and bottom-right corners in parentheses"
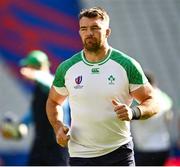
top-left (131, 71), bottom-right (174, 166)
top-left (1, 50), bottom-right (70, 166)
top-left (0, 1), bottom-right (81, 165)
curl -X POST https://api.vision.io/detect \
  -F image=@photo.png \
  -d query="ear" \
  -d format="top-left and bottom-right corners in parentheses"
top-left (106, 28), bottom-right (111, 38)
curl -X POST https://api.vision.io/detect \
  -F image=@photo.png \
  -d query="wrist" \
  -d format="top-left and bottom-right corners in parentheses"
top-left (131, 106), bottom-right (141, 120)
top-left (53, 121), bottom-right (63, 134)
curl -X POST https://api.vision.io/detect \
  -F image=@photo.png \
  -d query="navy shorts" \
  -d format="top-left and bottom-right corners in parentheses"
top-left (69, 141), bottom-right (135, 166)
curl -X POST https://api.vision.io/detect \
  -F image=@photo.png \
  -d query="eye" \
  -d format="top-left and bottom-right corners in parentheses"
top-left (80, 27), bottom-right (87, 31)
top-left (91, 26), bottom-right (101, 31)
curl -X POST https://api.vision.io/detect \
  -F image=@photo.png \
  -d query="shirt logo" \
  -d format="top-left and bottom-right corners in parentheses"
top-left (91, 68), bottom-right (100, 74)
top-left (75, 75), bottom-right (82, 84)
top-left (108, 75), bottom-right (115, 85)
top-left (74, 75), bottom-right (83, 89)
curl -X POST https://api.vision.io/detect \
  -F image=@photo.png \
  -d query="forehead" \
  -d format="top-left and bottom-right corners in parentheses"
top-left (26, 64), bottom-right (40, 69)
top-left (79, 17), bottom-right (105, 27)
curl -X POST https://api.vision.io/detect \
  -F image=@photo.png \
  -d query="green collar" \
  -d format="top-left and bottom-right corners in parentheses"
top-left (81, 47), bottom-right (112, 66)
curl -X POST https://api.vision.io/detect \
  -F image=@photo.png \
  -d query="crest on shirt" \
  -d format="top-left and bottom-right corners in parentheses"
top-left (74, 75), bottom-right (83, 89)
top-left (108, 75), bottom-right (115, 85)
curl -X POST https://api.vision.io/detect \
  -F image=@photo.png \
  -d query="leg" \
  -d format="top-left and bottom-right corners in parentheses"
top-left (69, 141), bottom-right (135, 166)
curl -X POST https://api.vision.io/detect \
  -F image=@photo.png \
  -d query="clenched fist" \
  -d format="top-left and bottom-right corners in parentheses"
top-left (56, 126), bottom-right (70, 147)
top-left (112, 99), bottom-right (133, 121)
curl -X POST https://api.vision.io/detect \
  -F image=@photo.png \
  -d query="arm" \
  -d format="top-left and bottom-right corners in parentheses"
top-left (20, 67), bottom-right (54, 88)
top-left (112, 82), bottom-right (159, 121)
top-left (46, 86), bottom-right (70, 147)
top-left (131, 82), bottom-right (159, 119)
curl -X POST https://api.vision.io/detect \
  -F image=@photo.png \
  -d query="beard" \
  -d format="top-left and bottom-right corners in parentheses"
top-left (83, 37), bottom-right (101, 52)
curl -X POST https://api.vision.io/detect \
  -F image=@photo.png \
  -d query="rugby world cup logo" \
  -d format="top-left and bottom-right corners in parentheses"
top-left (74, 75), bottom-right (83, 89)
top-left (75, 75), bottom-right (82, 84)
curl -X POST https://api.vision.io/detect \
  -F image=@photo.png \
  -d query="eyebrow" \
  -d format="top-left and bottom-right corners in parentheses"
top-left (80, 26), bottom-right (87, 30)
top-left (80, 24), bottom-right (100, 28)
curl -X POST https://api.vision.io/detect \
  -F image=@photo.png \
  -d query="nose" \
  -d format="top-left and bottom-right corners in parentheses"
top-left (87, 28), bottom-right (93, 36)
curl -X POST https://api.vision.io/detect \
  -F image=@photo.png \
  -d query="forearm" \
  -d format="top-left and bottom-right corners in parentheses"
top-left (35, 71), bottom-right (54, 88)
top-left (46, 98), bottom-right (64, 134)
top-left (137, 97), bottom-right (159, 120)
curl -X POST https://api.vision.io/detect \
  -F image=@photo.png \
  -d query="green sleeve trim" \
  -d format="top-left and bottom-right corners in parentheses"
top-left (110, 49), bottom-right (147, 84)
top-left (53, 52), bottom-right (82, 87)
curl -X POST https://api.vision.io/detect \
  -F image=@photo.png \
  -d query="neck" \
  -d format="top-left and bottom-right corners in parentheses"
top-left (84, 43), bottom-right (110, 63)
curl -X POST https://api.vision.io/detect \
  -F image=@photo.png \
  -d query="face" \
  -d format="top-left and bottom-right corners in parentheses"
top-left (79, 17), bottom-right (110, 52)
top-left (26, 64), bottom-right (40, 70)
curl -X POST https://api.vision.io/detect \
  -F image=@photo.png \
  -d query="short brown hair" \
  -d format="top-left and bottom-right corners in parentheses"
top-left (79, 7), bottom-right (110, 25)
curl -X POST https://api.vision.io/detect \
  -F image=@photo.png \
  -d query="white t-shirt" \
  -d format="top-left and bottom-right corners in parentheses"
top-left (53, 47), bottom-right (148, 157)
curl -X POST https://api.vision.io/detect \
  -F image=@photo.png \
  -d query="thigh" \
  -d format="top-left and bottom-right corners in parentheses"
top-left (105, 141), bottom-right (135, 166)
top-left (69, 157), bottom-right (94, 166)
top-left (69, 141), bottom-right (135, 166)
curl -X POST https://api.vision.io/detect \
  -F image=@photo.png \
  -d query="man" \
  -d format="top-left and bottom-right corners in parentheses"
top-left (46, 7), bottom-right (159, 166)
top-left (1, 50), bottom-right (70, 165)
top-left (131, 72), bottom-right (173, 166)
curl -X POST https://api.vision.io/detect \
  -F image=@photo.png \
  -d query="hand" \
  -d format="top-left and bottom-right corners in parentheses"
top-left (20, 67), bottom-right (36, 81)
top-left (0, 123), bottom-right (20, 139)
top-left (112, 99), bottom-right (133, 121)
top-left (56, 126), bottom-right (70, 147)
